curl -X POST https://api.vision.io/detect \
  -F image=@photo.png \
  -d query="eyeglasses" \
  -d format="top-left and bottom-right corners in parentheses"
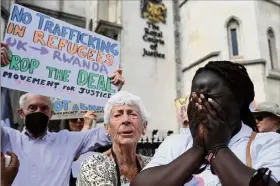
top-left (255, 116), bottom-right (264, 121)
top-left (69, 118), bottom-right (84, 122)
top-left (254, 114), bottom-right (273, 121)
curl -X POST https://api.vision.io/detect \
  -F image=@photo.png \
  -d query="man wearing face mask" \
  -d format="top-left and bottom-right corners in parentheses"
top-left (1, 93), bottom-right (120, 186)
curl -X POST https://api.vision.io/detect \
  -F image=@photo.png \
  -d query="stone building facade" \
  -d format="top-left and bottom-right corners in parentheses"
top-left (1, 0), bottom-right (179, 137)
top-left (180, 0), bottom-right (280, 105)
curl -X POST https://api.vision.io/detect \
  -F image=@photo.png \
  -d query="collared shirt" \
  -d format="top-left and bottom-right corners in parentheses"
top-left (1, 126), bottom-right (111, 186)
top-left (144, 124), bottom-right (280, 185)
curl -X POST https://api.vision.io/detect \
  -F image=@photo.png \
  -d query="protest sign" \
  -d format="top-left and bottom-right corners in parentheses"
top-left (1, 4), bottom-right (120, 107)
top-left (174, 96), bottom-right (189, 127)
top-left (51, 98), bottom-right (104, 120)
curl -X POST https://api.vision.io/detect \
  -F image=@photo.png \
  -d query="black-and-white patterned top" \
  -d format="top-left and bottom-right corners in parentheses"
top-left (76, 152), bottom-right (151, 186)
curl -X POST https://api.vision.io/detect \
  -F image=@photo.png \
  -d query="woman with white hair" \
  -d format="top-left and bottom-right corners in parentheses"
top-left (76, 91), bottom-right (151, 186)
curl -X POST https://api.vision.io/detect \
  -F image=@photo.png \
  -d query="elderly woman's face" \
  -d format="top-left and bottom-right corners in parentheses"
top-left (191, 70), bottom-right (240, 130)
top-left (107, 104), bottom-right (146, 145)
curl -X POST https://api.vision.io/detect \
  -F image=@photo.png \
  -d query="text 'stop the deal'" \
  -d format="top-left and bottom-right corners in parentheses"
top-left (1, 4), bottom-right (120, 106)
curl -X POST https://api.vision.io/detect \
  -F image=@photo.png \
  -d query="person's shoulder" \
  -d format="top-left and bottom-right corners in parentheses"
top-left (2, 126), bottom-right (19, 134)
top-left (82, 152), bottom-right (111, 166)
top-left (161, 133), bottom-right (192, 148)
top-left (56, 129), bottom-right (70, 135)
top-left (253, 132), bottom-right (280, 151)
top-left (53, 129), bottom-right (71, 139)
top-left (56, 129), bottom-right (88, 137)
top-left (139, 154), bottom-right (151, 160)
top-left (252, 132), bottom-right (280, 181)
top-left (80, 152), bottom-right (115, 177)
top-left (138, 154), bottom-right (152, 166)
top-left (143, 133), bottom-right (192, 169)
top-left (154, 133), bottom-right (193, 158)
top-left (255, 132), bottom-right (280, 144)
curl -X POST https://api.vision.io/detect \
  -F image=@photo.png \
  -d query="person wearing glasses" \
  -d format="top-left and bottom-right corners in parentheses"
top-left (252, 102), bottom-right (280, 133)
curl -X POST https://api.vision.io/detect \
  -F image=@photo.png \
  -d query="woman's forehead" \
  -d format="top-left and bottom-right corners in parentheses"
top-left (24, 95), bottom-right (51, 108)
top-left (192, 70), bottom-right (231, 94)
top-left (193, 71), bottom-right (221, 86)
top-left (111, 104), bottom-right (140, 112)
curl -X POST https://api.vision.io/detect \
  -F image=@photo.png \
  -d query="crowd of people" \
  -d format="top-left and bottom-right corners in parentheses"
top-left (1, 41), bottom-right (280, 186)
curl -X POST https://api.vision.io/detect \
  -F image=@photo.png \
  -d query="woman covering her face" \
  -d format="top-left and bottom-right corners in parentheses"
top-left (131, 61), bottom-right (280, 186)
top-left (76, 91), bottom-right (151, 186)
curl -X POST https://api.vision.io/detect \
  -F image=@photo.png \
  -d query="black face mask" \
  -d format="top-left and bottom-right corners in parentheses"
top-left (25, 112), bottom-right (49, 135)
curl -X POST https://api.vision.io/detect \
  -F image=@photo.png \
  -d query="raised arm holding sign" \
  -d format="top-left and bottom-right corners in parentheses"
top-left (1, 3), bottom-right (121, 106)
top-left (0, 3), bottom-right (125, 186)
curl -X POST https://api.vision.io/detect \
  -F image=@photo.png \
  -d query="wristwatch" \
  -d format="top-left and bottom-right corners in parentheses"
top-left (249, 168), bottom-right (271, 186)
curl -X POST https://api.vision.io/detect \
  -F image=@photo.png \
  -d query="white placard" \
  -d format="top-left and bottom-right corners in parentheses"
top-left (1, 4), bottom-right (120, 107)
top-left (51, 98), bottom-right (104, 120)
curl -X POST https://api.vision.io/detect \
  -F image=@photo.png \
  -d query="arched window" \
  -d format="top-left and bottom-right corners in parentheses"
top-left (267, 28), bottom-right (278, 69)
top-left (227, 18), bottom-right (241, 58)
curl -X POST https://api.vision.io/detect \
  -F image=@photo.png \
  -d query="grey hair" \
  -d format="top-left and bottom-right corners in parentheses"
top-left (19, 93), bottom-right (52, 109)
top-left (103, 91), bottom-right (149, 125)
